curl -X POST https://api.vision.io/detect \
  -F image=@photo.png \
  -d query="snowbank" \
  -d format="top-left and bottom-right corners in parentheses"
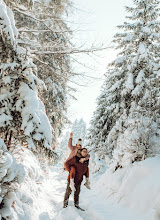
top-left (95, 157), bottom-right (160, 220)
top-left (0, 139), bottom-right (25, 219)
top-left (0, 141), bottom-right (52, 220)
top-left (11, 147), bottom-right (50, 220)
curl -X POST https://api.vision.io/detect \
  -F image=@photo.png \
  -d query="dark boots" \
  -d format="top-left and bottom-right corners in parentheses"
top-left (75, 204), bottom-right (85, 211)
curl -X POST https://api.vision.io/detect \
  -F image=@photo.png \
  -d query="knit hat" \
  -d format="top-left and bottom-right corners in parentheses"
top-left (77, 138), bottom-right (82, 146)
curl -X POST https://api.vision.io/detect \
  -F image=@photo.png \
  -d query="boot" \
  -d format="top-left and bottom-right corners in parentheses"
top-left (63, 198), bottom-right (69, 208)
top-left (63, 203), bottom-right (68, 208)
top-left (70, 179), bottom-right (76, 192)
top-left (75, 204), bottom-right (85, 211)
top-left (84, 178), bottom-right (91, 190)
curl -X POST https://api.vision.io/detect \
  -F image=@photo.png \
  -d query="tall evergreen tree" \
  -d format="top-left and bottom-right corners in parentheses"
top-left (4, 0), bottom-right (72, 146)
top-left (0, 0), bottom-right (54, 158)
top-left (87, 0), bottom-right (160, 168)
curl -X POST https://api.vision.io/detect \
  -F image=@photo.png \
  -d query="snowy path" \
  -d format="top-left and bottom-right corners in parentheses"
top-left (38, 165), bottom-right (145, 220)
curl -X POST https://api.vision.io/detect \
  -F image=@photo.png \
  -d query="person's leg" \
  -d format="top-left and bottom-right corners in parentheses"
top-left (74, 183), bottom-right (81, 206)
top-left (74, 184), bottom-right (85, 211)
top-left (70, 166), bottom-right (76, 179)
top-left (63, 182), bottom-right (72, 208)
top-left (86, 167), bottom-right (89, 178)
top-left (84, 167), bottom-right (91, 189)
top-left (69, 166), bottom-right (76, 191)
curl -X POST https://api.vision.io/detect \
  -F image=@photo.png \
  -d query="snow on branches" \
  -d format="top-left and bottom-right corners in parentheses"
top-left (0, 138), bottom-right (25, 219)
top-left (0, 0), bottom-right (54, 158)
top-left (87, 0), bottom-right (160, 170)
top-left (0, 0), bottom-right (18, 45)
top-left (9, 0), bottom-right (72, 146)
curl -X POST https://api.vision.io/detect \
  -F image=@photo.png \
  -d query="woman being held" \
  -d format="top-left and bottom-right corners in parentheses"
top-left (64, 132), bottom-right (90, 191)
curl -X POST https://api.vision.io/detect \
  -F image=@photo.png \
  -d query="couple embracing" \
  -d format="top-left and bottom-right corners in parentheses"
top-left (63, 132), bottom-right (91, 211)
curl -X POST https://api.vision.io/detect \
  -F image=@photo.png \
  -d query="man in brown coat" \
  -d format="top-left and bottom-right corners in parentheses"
top-left (63, 148), bottom-right (90, 211)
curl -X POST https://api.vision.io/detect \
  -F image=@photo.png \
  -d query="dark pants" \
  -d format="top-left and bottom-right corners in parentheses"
top-left (63, 182), bottom-right (81, 207)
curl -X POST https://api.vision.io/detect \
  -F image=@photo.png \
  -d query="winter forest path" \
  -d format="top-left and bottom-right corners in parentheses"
top-left (38, 165), bottom-right (145, 220)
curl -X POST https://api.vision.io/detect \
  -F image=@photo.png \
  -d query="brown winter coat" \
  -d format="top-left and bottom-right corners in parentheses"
top-left (65, 155), bottom-right (89, 185)
top-left (64, 138), bottom-right (90, 171)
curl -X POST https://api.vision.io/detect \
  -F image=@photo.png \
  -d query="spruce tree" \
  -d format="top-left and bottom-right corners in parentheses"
top-left (0, 0), bottom-right (54, 158)
top-left (87, 0), bottom-right (160, 168)
top-left (4, 0), bottom-right (72, 146)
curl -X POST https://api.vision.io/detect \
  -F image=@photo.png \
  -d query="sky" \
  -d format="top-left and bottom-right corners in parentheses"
top-left (67, 0), bottom-right (132, 127)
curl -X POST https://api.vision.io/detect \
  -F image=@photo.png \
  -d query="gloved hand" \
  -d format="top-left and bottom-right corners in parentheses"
top-left (84, 177), bottom-right (91, 190)
top-left (70, 132), bottom-right (73, 138)
top-left (70, 179), bottom-right (76, 192)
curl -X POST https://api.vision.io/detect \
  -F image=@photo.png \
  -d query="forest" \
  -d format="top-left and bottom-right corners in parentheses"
top-left (0, 0), bottom-right (160, 219)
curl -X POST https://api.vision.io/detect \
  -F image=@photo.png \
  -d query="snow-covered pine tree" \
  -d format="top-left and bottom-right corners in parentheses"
top-left (72, 118), bottom-right (87, 145)
top-left (5, 0), bottom-right (72, 146)
top-left (87, 0), bottom-right (160, 168)
top-left (30, 0), bottom-right (72, 145)
top-left (0, 0), bottom-right (55, 158)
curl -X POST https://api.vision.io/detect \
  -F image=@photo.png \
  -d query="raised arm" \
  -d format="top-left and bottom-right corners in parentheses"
top-left (68, 132), bottom-right (75, 151)
top-left (64, 157), bottom-right (76, 172)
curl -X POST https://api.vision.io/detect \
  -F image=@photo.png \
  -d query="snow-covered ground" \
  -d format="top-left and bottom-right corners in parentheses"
top-left (41, 165), bottom-right (145, 220)
top-left (10, 149), bottom-right (160, 220)
top-left (29, 158), bottom-right (160, 220)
